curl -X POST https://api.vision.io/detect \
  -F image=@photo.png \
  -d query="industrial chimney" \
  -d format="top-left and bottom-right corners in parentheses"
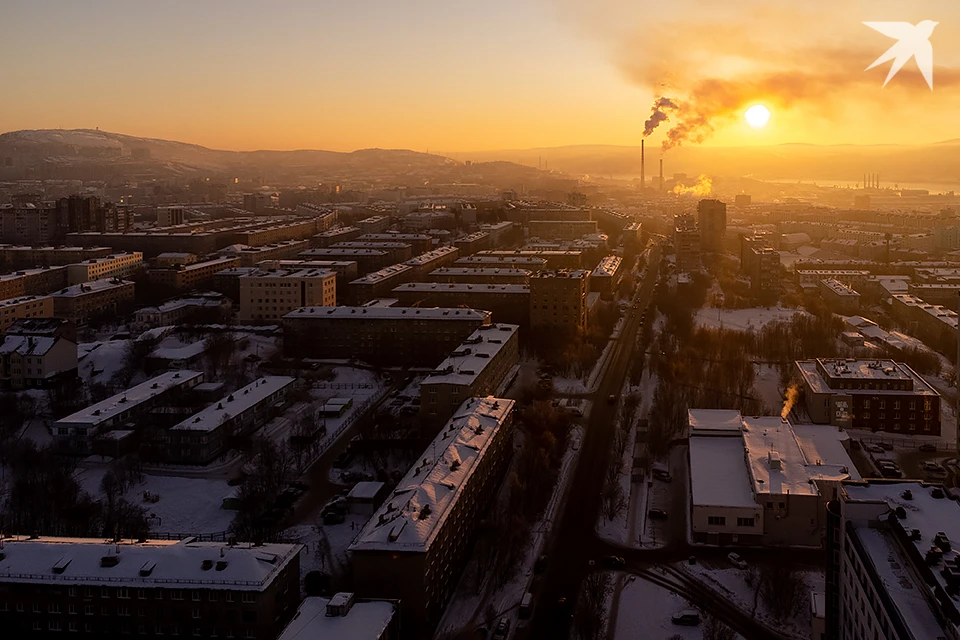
top-left (640, 140), bottom-right (645, 192)
top-left (659, 158), bottom-right (664, 192)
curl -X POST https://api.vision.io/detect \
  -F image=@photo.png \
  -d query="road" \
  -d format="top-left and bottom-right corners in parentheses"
top-left (524, 243), bottom-right (662, 639)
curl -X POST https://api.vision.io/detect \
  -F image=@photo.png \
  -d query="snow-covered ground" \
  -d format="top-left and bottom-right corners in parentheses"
top-left (283, 514), bottom-right (368, 584)
top-left (596, 423), bottom-right (636, 545)
top-left (73, 467), bottom-right (235, 535)
top-left (754, 364), bottom-right (784, 416)
top-left (79, 340), bottom-right (136, 384)
top-left (695, 307), bottom-right (809, 332)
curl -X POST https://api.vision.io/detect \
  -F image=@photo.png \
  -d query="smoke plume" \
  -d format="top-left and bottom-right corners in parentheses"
top-left (673, 174), bottom-right (712, 196)
top-left (643, 97), bottom-right (679, 137)
top-left (781, 384), bottom-right (800, 420)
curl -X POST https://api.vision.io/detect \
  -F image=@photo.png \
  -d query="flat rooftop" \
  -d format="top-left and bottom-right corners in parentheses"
top-left (278, 597), bottom-right (395, 640)
top-left (797, 358), bottom-right (939, 396)
top-left (53, 279), bottom-right (133, 297)
top-left (56, 371), bottom-right (204, 427)
top-left (170, 376), bottom-right (296, 432)
top-left (0, 537), bottom-right (300, 591)
top-left (689, 436), bottom-right (757, 509)
top-left (820, 278), bottom-right (860, 296)
top-left (430, 267), bottom-right (531, 277)
top-left (350, 397), bottom-right (514, 553)
top-left (689, 409), bottom-right (743, 435)
top-left (349, 264), bottom-right (413, 285)
top-left (394, 282), bottom-right (529, 294)
top-left (591, 255), bottom-right (623, 277)
top-left (284, 306), bottom-right (490, 321)
top-left (421, 324), bottom-right (519, 386)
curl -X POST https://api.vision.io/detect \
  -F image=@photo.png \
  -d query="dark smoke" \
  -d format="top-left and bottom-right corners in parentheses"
top-left (643, 97), bottom-right (679, 136)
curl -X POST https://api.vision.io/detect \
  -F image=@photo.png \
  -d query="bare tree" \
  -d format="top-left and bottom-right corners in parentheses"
top-left (760, 564), bottom-right (807, 622)
top-left (702, 614), bottom-right (736, 640)
top-left (573, 572), bottom-right (611, 640)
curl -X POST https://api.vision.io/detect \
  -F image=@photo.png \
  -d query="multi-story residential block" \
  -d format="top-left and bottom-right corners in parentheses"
top-left (0, 245), bottom-right (112, 270)
top-left (797, 358), bottom-right (941, 435)
top-left (66, 252), bottom-right (143, 285)
top-left (825, 481), bottom-right (960, 640)
top-left (134, 293), bottom-right (229, 328)
top-left (819, 278), bottom-right (860, 314)
top-left (796, 270), bottom-right (871, 291)
top-left (478, 250), bottom-right (582, 270)
top-left (0, 266), bottom-right (69, 301)
top-left (154, 252), bottom-right (198, 268)
top-left (52, 279), bottom-right (136, 324)
top-left (357, 215), bottom-right (391, 234)
top-left (428, 267), bottom-right (531, 285)
top-left (403, 246), bottom-right (460, 278)
top-left (419, 324), bottom-right (519, 428)
top-left (622, 222), bottom-right (643, 249)
top-left (477, 221), bottom-right (517, 247)
top-left (330, 242), bottom-right (413, 264)
top-left (54, 370), bottom-right (205, 453)
top-left (697, 199), bottom-right (727, 252)
top-left (393, 282), bottom-right (530, 326)
top-left (453, 231), bottom-right (491, 255)
top-left (358, 233), bottom-right (433, 254)
top-left (527, 219), bottom-right (598, 241)
top-left (169, 376), bottom-right (296, 464)
top-left (298, 248), bottom-right (391, 276)
top-left (231, 240), bottom-right (311, 267)
top-left (688, 410), bottom-right (857, 548)
top-left (348, 265), bottom-right (414, 306)
top-left (148, 257), bottom-right (241, 292)
top-left (295, 203), bottom-right (338, 230)
top-left (239, 268), bottom-right (336, 323)
top-left (454, 255), bottom-right (547, 271)
top-left (890, 293), bottom-right (958, 350)
top-left (278, 594), bottom-right (399, 640)
top-left (283, 306), bottom-right (490, 366)
top-left (748, 246), bottom-right (781, 295)
top-left (0, 537), bottom-right (302, 640)
top-left (57, 195), bottom-right (133, 235)
top-left (156, 205), bottom-right (185, 226)
top-left (351, 397), bottom-right (515, 630)
top-left (210, 266), bottom-right (260, 302)
top-left (589, 255), bottom-right (624, 298)
top-left (907, 283), bottom-right (960, 306)
top-left (311, 226), bottom-right (362, 248)
top-left (914, 267), bottom-right (960, 285)
top-left (0, 201), bottom-right (59, 244)
top-left (674, 214), bottom-right (701, 272)
top-left (0, 295), bottom-right (54, 333)
top-left (0, 321), bottom-right (78, 389)
top-left (530, 269), bottom-right (588, 332)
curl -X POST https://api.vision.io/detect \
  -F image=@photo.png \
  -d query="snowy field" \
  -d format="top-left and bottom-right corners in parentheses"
top-left (695, 307), bottom-right (809, 332)
top-left (79, 340), bottom-right (138, 384)
top-left (284, 514), bottom-right (368, 583)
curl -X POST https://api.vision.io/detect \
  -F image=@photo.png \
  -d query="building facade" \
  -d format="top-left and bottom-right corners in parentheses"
top-left (239, 268), bottom-right (336, 323)
top-left (66, 253), bottom-right (143, 285)
top-left (529, 270), bottom-right (588, 332)
top-left (52, 280), bottom-right (136, 324)
top-left (697, 199), bottom-right (727, 252)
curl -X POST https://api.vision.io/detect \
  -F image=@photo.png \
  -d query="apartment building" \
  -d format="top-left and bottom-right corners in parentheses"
top-left (825, 481), bottom-right (960, 640)
top-left (455, 255), bottom-right (548, 271)
top-left (348, 265), bottom-right (414, 306)
top-left (53, 370), bottom-right (205, 453)
top-left (478, 250), bottom-right (582, 270)
top-left (907, 283), bottom-right (960, 306)
top-left (156, 205), bottom-right (184, 226)
top-left (154, 253), bottom-right (198, 268)
top-left (623, 222), bottom-right (643, 249)
top-left (52, 279), bottom-right (136, 324)
top-left (0, 537), bottom-right (302, 640)
top-left (147, 257), bottom-right (241, 292)
top-left (403, 245), bottom-right (460, 278)
top-left (393, 282), bottom-right (530, 326)
top-left (890, 293), bottom-right (958, 352)
top-left (454, 231), bottom-right (490, 255)
top-left (134, 293), bottom-right (229, 328)
top-left (239, 268), bottom-right (336, 323)
top-left (169, 376), bottom-right (296, 464)
top-left (0, 245), bottom-right (112, 269)
top-left (66, 252), bottom-right (143, 285)
top-left (358, 233), bottom-right (433, 254)
top-left (210, 267), bottom-right (259, 302)
top-left (351, 397), bottom-right (515, 630)
top-left (0, 201), bottom-right (59, 244)
top-left (428, 267), bottom-right (531, 285)
top-left (299, 248), bottom-right (391, 276)
top-left (419, 324), bottom-right (520, 428)
top-left (697, 199), bottom-right (727, 252)
top-left (748, 247), bottom-right (781, 295)
top-left (0, 266), bottom-right (69, 301)
top-left (357, 215), bottom-right (391, 234)
top-left (819, 278), bottom-right (861, 314)
top-left (283, 306), bottom-right (490, 366)
top-left (311, 226), bottom-right (361, 248)
top-left (527, 219), bottom-right (598, 241)
top-left (797, 358), bottom-right (941, 435)
top-left (688, 410), bottom-right (857, 547)
top-left (0, 321), bottom-right (78, 389)
top-left (674, 214), bottom-right (701, 272)
top-left (478, 221), bottom-right (517, 247)
top-left (0, 295), bottom-right (54, 334)
top-left (589, 255), bottom-right (624, 298)
top-left (330, 242), bottom-right (413, 264)
top-left (796, 270), bottom-right (871, 291)
top-left (232, 240), bottom-right (311, 267)
top-left (530, 269), bottom-right (588, 332)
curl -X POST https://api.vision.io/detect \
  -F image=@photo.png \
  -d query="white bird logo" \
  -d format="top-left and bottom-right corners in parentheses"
top-left (864, 20), bottom-right (938, 90)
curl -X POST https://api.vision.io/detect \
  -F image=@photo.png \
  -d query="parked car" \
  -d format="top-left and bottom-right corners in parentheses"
top-left (671, 610), bottom-right (701, 626)
top-left (534, 555), bottom-right (548, 574)
top-left (492, 618), bottom-right (510, 639)
top-left (878, 442), bottom-right (895, 451)
top-left (923, 461), bottom-right (947, 476)
top-left (322, 512), bottom-right (345, 525)
top-left (919, 443), bottom-right (938, 453)
top-left (864, 444), bottom-right (884, 454)
top-left (648, 508), bottom-right (668, 520)
top-left (727, 552), bottom-right (747, 569)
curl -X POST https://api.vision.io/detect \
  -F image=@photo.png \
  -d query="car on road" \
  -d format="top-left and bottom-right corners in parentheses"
top-left (648, 508), bottom-right (668, 520)
top-left (602, 555), bottom-right (626, 568)
top-left (671, 610), bottom-right (701, 626)
top-left (492, 617), bottom-right (510, 639)
top-left (923, 461), bottom-right (947, 476)
top-left (878, 442), bottom-right (894, 451)
top-left (607, 394), bottom-right (617, 404)
top-left (864, 443), bottom-right (884, 454)
top-left (534, 555), bottom-right (548, 574)
top-left (920, 443), bottom-right (938, 453)
top-left (727, 552), bottom-right (747, 569)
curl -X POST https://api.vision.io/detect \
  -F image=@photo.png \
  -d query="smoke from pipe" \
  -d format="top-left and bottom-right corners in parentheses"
top-left (781, 384), bottom-right (800, 420)
top-left (643, 97), bottom-right (679, 137)
top-left (673, 174), bottom-right (712, 196)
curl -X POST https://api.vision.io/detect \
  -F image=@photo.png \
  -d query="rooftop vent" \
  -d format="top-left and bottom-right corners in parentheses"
top-left (52, 556), bottom-right (72, 574)
top-left (216, 560), bottom-right (228, 571)
top-left (201, 559), bottom-right (213, 571)
top-left (902, 489), bottom-right (913, 500)
top-left (139, 561), bottom-right (155, 577)
top-left (419, 504), bottom-right (432, 520)
top-left (100, 555), bottom-right (119, 568)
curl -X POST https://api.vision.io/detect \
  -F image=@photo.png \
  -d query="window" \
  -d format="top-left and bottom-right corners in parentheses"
top-left (118, 588), bottom-right (130, 599)
top-left (737, 517), bottom-right (755, 527)
top-left (101, 587), bottom-right (110, 599)
top-left (225, 593), bottom-right (233, 603)
top-left (68, 587), bottom-right (77, 597)
top-left (84, 606), bottom-right (93, 616)
top-left (193, 609), bottom-right (201, 620)
top-left (172, 591), bottom-right (183, 601)
top-left (68, 605), bottom-right (77, 615)
top-left (241, 593), bottom-right (255, 604)
top-left (708, 516), bottom-right (726, 526)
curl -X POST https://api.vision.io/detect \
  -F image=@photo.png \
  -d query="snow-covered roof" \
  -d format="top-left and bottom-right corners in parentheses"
top-left (743, 417), bottom-right (828, 497)
top-left (688, 409), bottom-right (742, 435)
top-left (170, 377), bottom-right (296, 433)
top-left (0, 335), bottom-right (57, 356)
top-left (349, 264), bottom-right (412, 285)
top-left (53, 279), bottom-right (133, 298)
top-left (791, 425), bottom-right (862, 482)
top-left (820, 278), bottom-right (859, 296)
top-left (149, 342), bottom-right (207, 361)
top-left (56, 371), bottom-right (204, 428)
top-left (591, 255), bottom-right (623, 278)
top-left (0, 295), bottom-right (51, 309)
top-left (421, 324), bottom-right (519, 386)
top-left (278, 597), bottom-right (396, 640)
top-left (797, 359), bottom-right (939, 396)
top-left (430, 267), bottom-right (531, 277)
top-left (0, 266), bottom-right (67, 282)
top-left (404, 246), bottom-right (459, 266)
top-left (348, 482), bottom-right (385, 501)
top-left (393, 282), bottom-right (529, 294)
top-left (455, 256), bottom-right (547, 266)
top-left (284, 306), bottom-right (491, 321)
top-left (689, 436), bottom-right (757, 509)
top-left (300, 248), bottom-right (387, 257)
top-left (350, 397), bottom-right (514, 553)
top-left (0, 537), bottom-right (301, 591)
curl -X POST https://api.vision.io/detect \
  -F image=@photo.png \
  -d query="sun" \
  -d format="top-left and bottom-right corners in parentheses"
top-left (744, 104), bottom-right (771, 128)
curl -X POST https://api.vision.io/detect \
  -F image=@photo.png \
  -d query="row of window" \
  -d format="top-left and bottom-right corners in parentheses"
top-left (14, 620), bottom-right (256, 637)
top-left (706, 515), bottom-right (756, 527)
top-left (18, 587), bottom-right (257, 603)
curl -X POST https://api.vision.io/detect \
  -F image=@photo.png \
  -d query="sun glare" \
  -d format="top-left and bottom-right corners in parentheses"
top-left (745, 104), bottom-right (771, 129)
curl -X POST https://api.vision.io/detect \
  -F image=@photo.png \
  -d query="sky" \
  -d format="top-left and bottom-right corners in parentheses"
top-left (1, 0), bottom-right (959, 152)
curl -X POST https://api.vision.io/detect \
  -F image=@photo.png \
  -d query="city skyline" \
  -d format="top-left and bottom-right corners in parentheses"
top-left (3, 0), bottom-right (960, 153)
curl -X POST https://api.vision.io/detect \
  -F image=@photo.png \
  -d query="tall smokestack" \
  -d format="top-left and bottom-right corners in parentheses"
top-left (641, 140), bottom-right (645, 192)
top-left (659, 158), bottom-right (664, 192)
top-left (863, 173), bottom-right (867, 190)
